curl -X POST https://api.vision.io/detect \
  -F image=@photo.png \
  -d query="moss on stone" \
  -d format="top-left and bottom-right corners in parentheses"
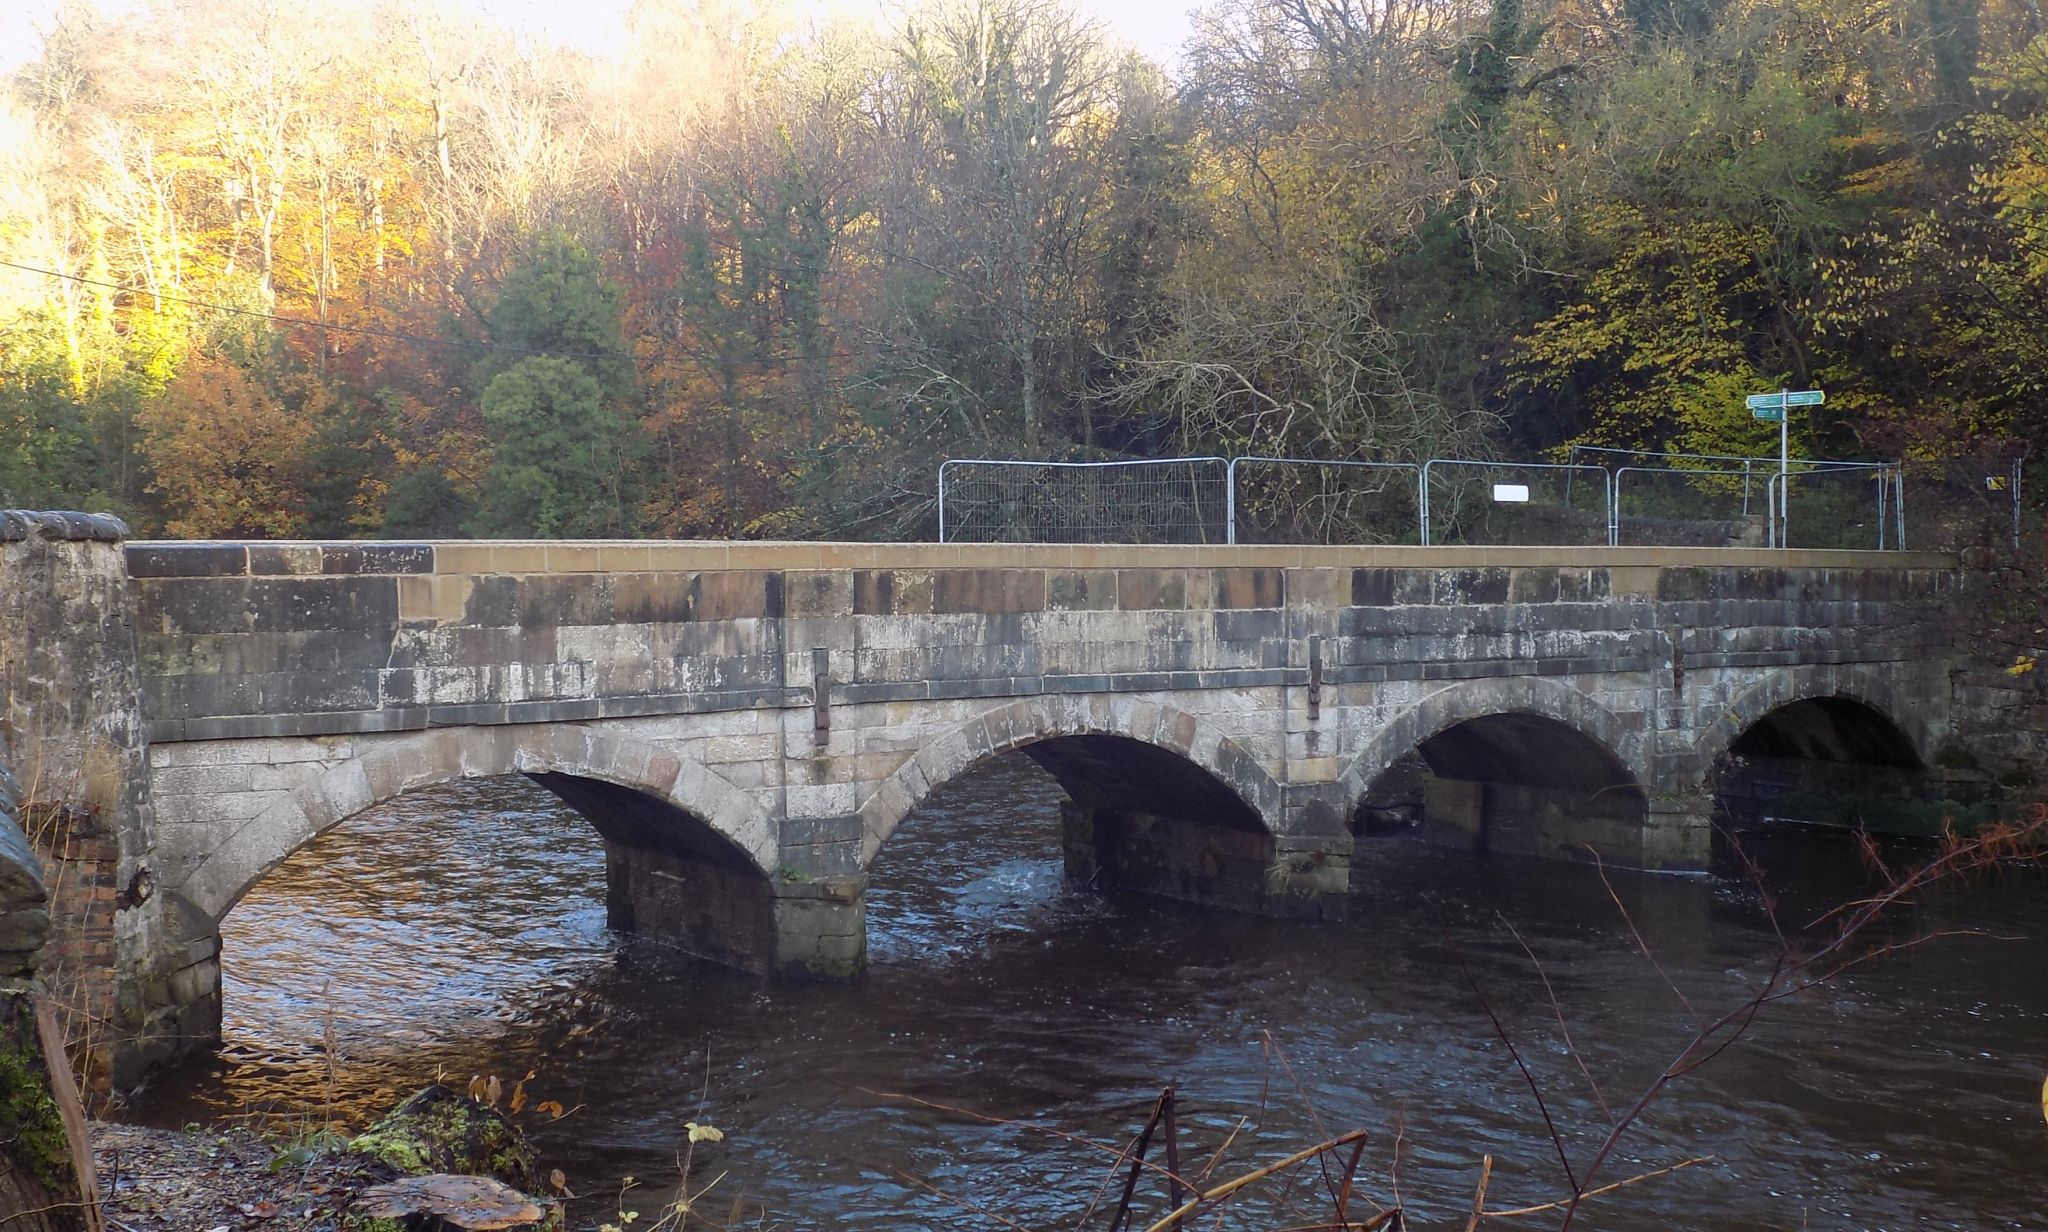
top-left (347, 1085), bottom-right (537, 1192)
top-left (803, 953), bottom-right (861, 980)
top-left (0, 1003), bottom-right (76, 1193)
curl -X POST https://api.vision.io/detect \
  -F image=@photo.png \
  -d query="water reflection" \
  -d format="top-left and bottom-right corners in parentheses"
top-left (139, 757), bottom-right (2048, 1231)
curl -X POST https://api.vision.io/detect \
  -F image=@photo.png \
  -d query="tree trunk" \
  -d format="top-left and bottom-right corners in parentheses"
top-left (0, 994), bottom-right (98, 1232)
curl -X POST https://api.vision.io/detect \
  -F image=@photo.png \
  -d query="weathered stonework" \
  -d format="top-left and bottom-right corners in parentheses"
top-left (0, 514), bottom-right (199, 1089)
top-left (0, 732), bottom-right (50, 978)
top-left (10, 528), bottom-right (1999, 1073)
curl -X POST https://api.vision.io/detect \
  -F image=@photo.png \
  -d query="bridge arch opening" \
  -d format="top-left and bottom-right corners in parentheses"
top-left (861, 702), bottom-right (1318, 930)
top-left (1714, 695), bottom-right (1930, 840)
top-left (1353, 712), bottom-right (1651, 863)
top-left (893, 733), bottom-right (1273, 915)
top-left (169, 726), bottom-right (787, 1046)
top-left (214, 765), bottom-right (777, 954)
top-left (522, 772), bottom-right (778, 967)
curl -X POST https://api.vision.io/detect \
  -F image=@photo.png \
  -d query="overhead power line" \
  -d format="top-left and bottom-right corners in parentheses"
top-left (0, 255), bottom-right (925, 368)
top-left (0, 257), bottom-right (624, 360)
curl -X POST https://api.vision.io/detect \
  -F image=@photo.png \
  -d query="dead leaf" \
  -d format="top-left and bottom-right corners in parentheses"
top-left (237, 1199), bottom-right (279, 1219)
top-left (356, 1174), bottom-right (546, 1230)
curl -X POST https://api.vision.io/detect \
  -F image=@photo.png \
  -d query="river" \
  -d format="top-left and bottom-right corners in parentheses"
top-left (137, 757), bottom-right (2048, 1230)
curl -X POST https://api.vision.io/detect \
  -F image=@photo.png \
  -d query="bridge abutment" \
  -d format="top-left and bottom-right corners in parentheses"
top-left (0, 514), bottom-right (206, 1089)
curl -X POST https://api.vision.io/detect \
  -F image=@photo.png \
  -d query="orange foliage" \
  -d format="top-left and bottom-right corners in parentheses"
top-left (137, 353), bottom-right (317, 538)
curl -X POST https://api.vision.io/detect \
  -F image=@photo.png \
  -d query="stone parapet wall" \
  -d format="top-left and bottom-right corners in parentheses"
top-left (133, 538), bottom-right (1960, 943)
top-left (0, 514), bottom-right (200, 1090)
top-left (130, 540), bottom-right (1956, 746)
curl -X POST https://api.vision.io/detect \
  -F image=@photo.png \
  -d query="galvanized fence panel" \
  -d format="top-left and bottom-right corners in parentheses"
top-left (1888, 456), bottom-right (2027, 553)
top-left (1613, 467), bottom-right (1773, 547)
top-left (935, 457), bottom-right (1230, 544)
top-left (936, 451), bottom-right (1937, 548)
top-left (1769, 463), bottom-right (1896, 550)
top-left (1420, 460), bottom-right (1611, 546)
top-left (1225, 458), bottom-right (1424, 545)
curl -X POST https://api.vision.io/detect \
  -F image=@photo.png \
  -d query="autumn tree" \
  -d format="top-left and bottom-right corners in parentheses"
top-left (136, 350), bottom-right (315, 537)
top-left (468, 230), bottom-right (640, 537)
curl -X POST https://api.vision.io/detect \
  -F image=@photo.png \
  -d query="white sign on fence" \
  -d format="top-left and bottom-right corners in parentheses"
top-left (1492, 484), bottom-right (1531, 503)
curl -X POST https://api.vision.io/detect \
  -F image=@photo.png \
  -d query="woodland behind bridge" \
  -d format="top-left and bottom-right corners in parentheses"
top-left (0, 0), bottom-right (2041, 541)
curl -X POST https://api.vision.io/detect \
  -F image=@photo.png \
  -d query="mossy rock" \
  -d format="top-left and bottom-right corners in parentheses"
top-left (348, 1085), bottom-right (538, 1192)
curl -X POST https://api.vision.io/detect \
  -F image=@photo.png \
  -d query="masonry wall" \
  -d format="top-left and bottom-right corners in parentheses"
top-left (130, 541), bottom-right (1960, 896)
top-left (0, 513), bottom-right (203, 1090)
top-left (0, 525), bottom-right (1995, 1079)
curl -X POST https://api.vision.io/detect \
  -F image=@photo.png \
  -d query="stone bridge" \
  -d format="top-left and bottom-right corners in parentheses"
top-left (0, 520), bottom-right (1991, 1081)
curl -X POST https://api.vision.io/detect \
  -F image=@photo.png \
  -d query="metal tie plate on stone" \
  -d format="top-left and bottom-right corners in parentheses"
top-left (812, 646), bottom-right (831, 748)
top-left (1307, 634), bottom-right (1324, 722)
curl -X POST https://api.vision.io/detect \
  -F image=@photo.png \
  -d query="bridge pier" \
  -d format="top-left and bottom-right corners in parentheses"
top-left (1415, 776), bottom-right (1708, 870)
top-left (1058, 800), bottom-right (1349, 920)
top-left (602, 845), bottom-right (867, 980)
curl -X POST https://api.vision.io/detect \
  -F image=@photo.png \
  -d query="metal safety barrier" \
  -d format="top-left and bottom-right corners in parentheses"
top-left (1223, 457), bottom-right (1423, 545)
top-left (1420, 459), bottom-right (1612, 547)
top-left (938, 452), bottom-right (1928, 548)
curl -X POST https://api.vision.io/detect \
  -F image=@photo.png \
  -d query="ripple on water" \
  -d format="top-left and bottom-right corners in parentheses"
top-left (134, 756), bottom-right (2048, 1232)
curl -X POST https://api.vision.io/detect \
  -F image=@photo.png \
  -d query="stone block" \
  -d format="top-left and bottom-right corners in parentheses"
top-left (783, 783), bottom-right (859, 820)
top-left (1211, 567), bottom-right (1284, 609)
top-left (247, 545), bottom-right (325, 576)
top-left (126, 543), bottom-right (249, 578)
top-left (1115, 568), bottom-right (1188, 611)
top-left (1286, 568), bottom-right (1346, 609)
top-left (932, 569), bottom-right (1046, 615)
top-left (691, 571), bottom-right (785, 621)
top-left (1432, 567), bottom-right (1509, 606)
top-left (319, 543), bottom-right (435, 575)
top-left (1510, 566), bottom-right (1561, 604)
top-left (1212, 608), bottom-right (1284, 643)
top-left (785, 571), bottom-right (854, 618)
top-left (1047, 569), bottom-right (1117, 611)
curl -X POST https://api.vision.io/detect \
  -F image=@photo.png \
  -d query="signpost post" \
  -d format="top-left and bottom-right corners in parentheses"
top-left (1746, 388), bottom-right (1824, 546)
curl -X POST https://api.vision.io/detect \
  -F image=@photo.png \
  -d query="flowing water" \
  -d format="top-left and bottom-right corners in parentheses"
top-left (138, 757), bottom-right (2048, 1230)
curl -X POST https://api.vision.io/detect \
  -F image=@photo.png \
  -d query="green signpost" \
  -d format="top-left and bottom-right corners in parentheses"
top-left (1745, 389), bottom-right (1824, 545)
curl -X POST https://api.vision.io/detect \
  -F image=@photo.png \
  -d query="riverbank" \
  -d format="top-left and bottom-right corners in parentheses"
top-left (93, 1085), bottom-right (557, 1231)
top-left (93, 1121), bottom-right (376, 1232)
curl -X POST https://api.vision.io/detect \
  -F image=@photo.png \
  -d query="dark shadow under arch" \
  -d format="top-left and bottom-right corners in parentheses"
top-left (1726, 697), bottom-right (1922, 768)
top-left (877, 730), bottom-right (1300, 918)
top-left (529, 773), bottom-right (768, 875)
top-left (1354, 711), bottom-right (1651, 864)
top-left (1715, 695), bottom-right (1931, 840)
top-left (1011, 734), bottom-right (1267, 834)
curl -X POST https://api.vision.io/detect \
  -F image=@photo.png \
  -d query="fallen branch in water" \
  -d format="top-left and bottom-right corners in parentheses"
top-left (1137, 1129), bottom-right (1371, 1232)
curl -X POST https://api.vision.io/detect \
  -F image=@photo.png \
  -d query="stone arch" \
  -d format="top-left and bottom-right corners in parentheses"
top-left (854, 697), bottom-right (1284, 864)
top-left (1339, 675), bottom-right (1649, 807)
top-left (178, 723), bottom-right (776, 923)
top-left (1689, 663), bottom-right (1932, 790)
